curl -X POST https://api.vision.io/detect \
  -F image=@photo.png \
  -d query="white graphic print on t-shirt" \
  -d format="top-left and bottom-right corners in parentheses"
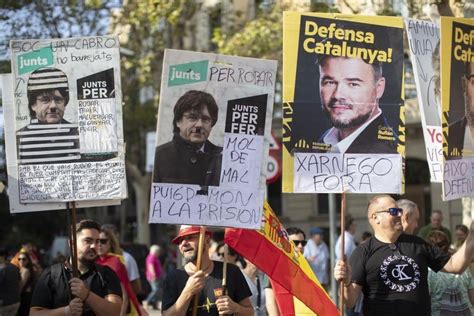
top-left (380, 254), bottom-right (421, 292)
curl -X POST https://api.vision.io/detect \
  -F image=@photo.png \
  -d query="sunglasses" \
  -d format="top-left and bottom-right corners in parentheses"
top-left (98, 239), bottom-right (109, 245)
top-left (292, 240), bottom-right (307, 247)
top-left (18, 257), bottom-right (27, 261)
top-left (217, 252), bottom-right (225, 257)
top-left (375, 207), bottom-right (403, 217)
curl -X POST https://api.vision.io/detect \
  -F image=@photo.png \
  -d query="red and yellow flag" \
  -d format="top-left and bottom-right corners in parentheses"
top-left (224, 201), bottom-right (339, 315)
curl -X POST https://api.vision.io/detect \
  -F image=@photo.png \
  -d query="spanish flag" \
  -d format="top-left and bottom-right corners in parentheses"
top-left (224, 201), bottom-right (339, 315)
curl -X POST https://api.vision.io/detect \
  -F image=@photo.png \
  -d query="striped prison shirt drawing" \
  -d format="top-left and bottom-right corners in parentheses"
top-left (17, 122), bottom-right (80, 165)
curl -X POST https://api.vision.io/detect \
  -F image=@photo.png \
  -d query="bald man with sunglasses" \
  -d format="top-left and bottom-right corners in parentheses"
top-left (334, 194), bottom-right (474, 316)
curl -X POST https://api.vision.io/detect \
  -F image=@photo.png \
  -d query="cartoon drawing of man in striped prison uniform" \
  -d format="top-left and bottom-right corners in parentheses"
top-left (16, 67), bottom-right (80, 165)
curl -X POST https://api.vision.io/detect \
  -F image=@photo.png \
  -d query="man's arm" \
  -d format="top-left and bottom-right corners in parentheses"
top-left (130, 279), bottom-right (142, 296)
top-left (85, 292), bottom-right (122, 316)
top-left (162, 271), bottom-right (206, 316)
top-left (125, 252), bottom-right (143, 295)
top-left (333, 260), bottom-right (363, 308)
top-left (69, 277), bottom-right (122, 316)
top-left (215, 296), bottom-right (253, 316)
top-left (265, 288), bottom-right (280, 316)
top-left (19, 268), bottom-right (31, 290)
top-left (441, 222), bottom-right (474, 274)
top-left (30, 298), bottom-right (83, 316)
top-left (119, 284), bottom-right (129, 316)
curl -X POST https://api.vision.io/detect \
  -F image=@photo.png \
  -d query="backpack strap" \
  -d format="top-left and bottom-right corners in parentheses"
top-left (50, 263), bottom-right (72, 302)
top-left (94, 264), bottom-right (107, 288)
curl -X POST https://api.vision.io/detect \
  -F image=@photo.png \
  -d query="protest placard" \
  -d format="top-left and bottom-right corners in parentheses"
top-left (4, 35), bottom-right (126, 211)
top-left (405, 19), bottom-right (443, 183)
top-left (282, 12), bottom-right (405, 194)
top-left (440, 17), bottom-right (474, 200)
top-left (149, 49), bottom-right (277, 229)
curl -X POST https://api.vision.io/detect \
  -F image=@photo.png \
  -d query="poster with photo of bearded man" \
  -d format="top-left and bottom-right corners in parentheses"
top-left (440, 17), bottom-right (474, 201)
top-left (282, 13), bottom-right (405, 194)
top-left (149, 49), bottom-right (277, 229)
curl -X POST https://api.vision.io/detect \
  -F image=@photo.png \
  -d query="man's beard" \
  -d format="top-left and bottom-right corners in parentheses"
top-left (183, 250), bottom-right (197, 264)
top-left (323, 99), bottom-right (372, 129)
top-left (79, 250), bottom-right (98, 267)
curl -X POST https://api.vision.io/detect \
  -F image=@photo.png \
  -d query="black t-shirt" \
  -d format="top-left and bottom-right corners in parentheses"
top-left (162, 261), bottom-right (252, 316)
top-left (0, 263), bottom-right (21, 306)
top-left (350, 234), bottom-right (450, 316)
top-left (31, 263), bottom-right (122, 316)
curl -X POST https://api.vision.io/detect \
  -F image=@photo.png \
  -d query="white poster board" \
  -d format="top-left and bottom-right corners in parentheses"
top-left (4, 36), bottom-right (126, 212)
top-left (405, 18), bottom-right (443, 183)
top-left (149, 49), bottom-right (277, 229)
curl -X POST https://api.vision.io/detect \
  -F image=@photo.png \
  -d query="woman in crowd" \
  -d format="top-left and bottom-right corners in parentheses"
top-left (97, 225), bottom-right (144, 316)
top-left (17, 251), bottom-right (37, 316)
top-left (216, 242), bottom-right (244, 268)
top-left (426, 230), bottom-right (474, 316)
top-left (241, 257), bottom-right (267, 316)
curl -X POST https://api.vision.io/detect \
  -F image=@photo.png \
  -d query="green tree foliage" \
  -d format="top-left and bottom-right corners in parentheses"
top-left (213, 4), bottom-right (282, 60)
top-left (0, 1), bottom-right (119, 249)
top-left (113, 0), bottom-right (197, 170)
top-left (0, 0), bottom-right (116, 58)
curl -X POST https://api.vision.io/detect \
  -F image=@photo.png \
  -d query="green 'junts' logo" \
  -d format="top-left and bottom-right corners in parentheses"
top-left (168, 60), bottom-right (208, 86)
top-left (17, 46), bottom-right (54, 75)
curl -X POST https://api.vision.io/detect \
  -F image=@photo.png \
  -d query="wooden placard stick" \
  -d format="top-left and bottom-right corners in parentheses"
top-left (339, 192), bottom-right (347, 316)
top-left (222, 244), bottom-right (229, 295)
top-left (68, 201), bottom-right (79, 277)
top-left (191, 226), bottom-right (207, 316)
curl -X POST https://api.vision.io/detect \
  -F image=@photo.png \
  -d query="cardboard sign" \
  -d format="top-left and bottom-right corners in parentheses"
top-left (282, 13), bottom-right (405, 194)
top-left (440, 17), bottom-right (474, 200)
top-left (405, 19), bottom-right (443, 183)
top-left (149, 49), bottom-right (277, 229)
top-left (4, 36), bottom-right (126, 211)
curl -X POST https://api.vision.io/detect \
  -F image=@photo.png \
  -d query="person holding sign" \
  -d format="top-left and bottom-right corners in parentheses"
top-left (447, 60), bottom-right (474, 158)
top-left (153, 90), bottom-right (222, 187)
top-left (16, 67), bottom-right (81, 165)
top-left (334, 195), bottom-right (474, 316)
top-left (316, 54), bottom-right (398, 154)
top-left (30, 220), bottom-right (122, 316)
top-left (161, 225), bottom-right (253, 315)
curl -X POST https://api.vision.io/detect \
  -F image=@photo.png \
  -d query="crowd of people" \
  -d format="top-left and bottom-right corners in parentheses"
top-left (0, 199), bottom-right (473, 316)
top-left (0, 222), bottom-right (162, 316)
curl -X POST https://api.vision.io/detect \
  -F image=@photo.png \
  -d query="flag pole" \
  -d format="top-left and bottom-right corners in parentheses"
top-left (339, 192), bottom-right (346, 316)
top-left (191, 226), bottom-right (207, 316)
